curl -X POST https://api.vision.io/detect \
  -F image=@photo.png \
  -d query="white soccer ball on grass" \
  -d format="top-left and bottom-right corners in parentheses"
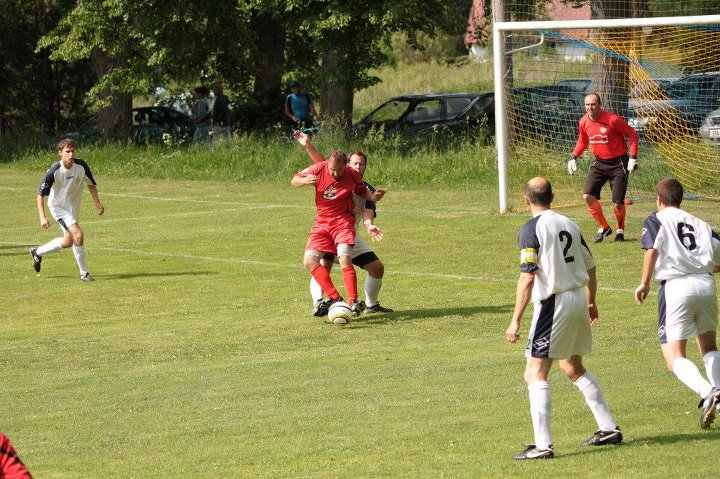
top-left (327, 301), bottom-right (353, 325)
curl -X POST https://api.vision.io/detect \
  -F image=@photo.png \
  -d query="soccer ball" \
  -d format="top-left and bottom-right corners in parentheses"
top-left (327, 301), bottom-right (353, 325)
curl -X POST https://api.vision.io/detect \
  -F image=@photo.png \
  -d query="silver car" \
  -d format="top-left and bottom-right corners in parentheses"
top-left (699, 108), bottom-right (720, 141)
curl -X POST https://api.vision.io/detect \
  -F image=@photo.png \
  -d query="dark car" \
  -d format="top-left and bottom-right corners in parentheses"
top-left (353, 92), bottom-right (494, 139)
top-left (627, 72), bottom-right (720, 140)
top-left (54, 106), bottom-right (196, 145)
top-left (511, 85), bottom-right (585, 143)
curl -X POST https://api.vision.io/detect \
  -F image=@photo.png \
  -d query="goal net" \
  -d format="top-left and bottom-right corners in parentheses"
top-left (493, 15), bottom-right (720, 212)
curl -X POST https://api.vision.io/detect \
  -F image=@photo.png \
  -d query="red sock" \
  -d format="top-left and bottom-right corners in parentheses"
top-left (587, 200), bottom-right (610, 230)
top-left (613, 204), bottom-right (626, 231)
top-left (310, 265), bottom-right (340, 300)
top-left (342, 265), bottom-right (358, 304)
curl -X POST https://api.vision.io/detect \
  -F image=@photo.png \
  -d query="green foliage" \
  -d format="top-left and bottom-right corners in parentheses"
top-left (385, 31), bottom-right (467, 65)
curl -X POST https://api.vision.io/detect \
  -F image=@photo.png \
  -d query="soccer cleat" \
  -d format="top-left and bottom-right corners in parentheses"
top-left (580, 428), bottom-right (623, 446)
top-left (314, 297), bottom-right (337, 317)
top-left (350, 300), bottom-right (366, 316)
top-left (365, 303), bottom-right (394, 313)
top-left (512, 444), bottom-right (554, 460)
top-left (593, 227), bottom-right (612, 243)
top-left (30, 247), bottom-right (42, 272)
top-left (699, 387), bottom-right (720, 429)
top-left (80, 273), bottom-right (94, 282)
top-left (613, 229), bottom-right (625, 242)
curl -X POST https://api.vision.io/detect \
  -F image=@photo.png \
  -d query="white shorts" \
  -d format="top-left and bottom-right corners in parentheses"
top-left (54, 213), bottom-right (78, 233)
top-left (526, 287), bottom-right (592, 360)
top-left (658, 274), bottom-right (718, 343)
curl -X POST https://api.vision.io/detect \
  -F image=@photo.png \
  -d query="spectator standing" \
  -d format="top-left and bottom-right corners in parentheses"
top-left (211, 84), bottom-right (231, 142)
top-left (284, 80), bottom-right (317, 130)
top-left (191, 86), bottom-right (212, 144)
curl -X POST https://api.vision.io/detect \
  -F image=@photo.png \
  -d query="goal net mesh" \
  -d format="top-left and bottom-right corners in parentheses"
top-left (501, 21), bottom-right (720, 210)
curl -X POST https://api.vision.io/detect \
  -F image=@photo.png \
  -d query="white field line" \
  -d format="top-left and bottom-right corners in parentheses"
top-left (1, 240), bottom-right (647, 295)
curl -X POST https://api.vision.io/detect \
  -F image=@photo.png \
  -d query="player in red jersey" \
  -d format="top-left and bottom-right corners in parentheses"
top-left (292, 148), bottom-right (387, 316)
top-left (0, 433), bottom-right (32, 478)
top-left (568, 93), bottom-right (639, 243)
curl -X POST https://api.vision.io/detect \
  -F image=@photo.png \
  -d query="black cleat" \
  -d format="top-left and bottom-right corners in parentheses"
top-left (350, 300), bottom-right (366, 317)
top-left (699, 387), bottom-right (720, 429)
top-left (512, 444), bottom-right (554, 460)
top-left (365, 303), bottom-right (394, 313)
top-left (313, 297), bottom-right (336, 317)
top-left (581, 428), bottom-right (623, 446)
top-left (30, 248), bottom-right (42, 272)
top-left (593, 227), bottom-right (612, 243)
top-left (613, 230), bottom-right (625, 242)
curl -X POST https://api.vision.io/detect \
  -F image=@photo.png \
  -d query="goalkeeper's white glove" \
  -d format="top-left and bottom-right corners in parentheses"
top-left (628, 157), bottom-right (638, 172)
top-left (567, 157), bottom-right (577, 175)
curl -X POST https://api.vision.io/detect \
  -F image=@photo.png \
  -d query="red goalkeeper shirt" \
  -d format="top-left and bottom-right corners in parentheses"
top-left (298, 162), bottom-right (368, 220)
top-left (572, 109), bottom-right (638, 160)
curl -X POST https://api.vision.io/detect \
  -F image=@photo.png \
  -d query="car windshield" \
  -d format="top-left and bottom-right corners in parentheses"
top-left (366, 100), bottom-right (412, 123)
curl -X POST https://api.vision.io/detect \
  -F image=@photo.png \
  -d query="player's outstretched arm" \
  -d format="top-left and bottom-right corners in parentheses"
top-left (635, 248), bottom-right (658, 304)
top-left (292, 173), bottom-right (318, 187)
top-left (294, 131), bottom-right (324, 164)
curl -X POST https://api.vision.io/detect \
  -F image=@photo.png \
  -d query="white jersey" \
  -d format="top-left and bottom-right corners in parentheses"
top-left (38, 159), bottom-right (97, 220)
top-left (640, 207), bottom-right (720, 283)
top-left (518, 209), bottom-right (595, 302)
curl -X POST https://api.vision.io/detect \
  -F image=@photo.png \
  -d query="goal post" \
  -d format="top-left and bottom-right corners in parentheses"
top-left (493, 14), bottom-right (720, 213)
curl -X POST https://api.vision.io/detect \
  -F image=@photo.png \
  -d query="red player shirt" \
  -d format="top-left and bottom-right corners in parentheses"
top-left (0, 433), bottom-right (32, 479)
top-left (298, 161), bottom-right (368, 220)
top-left (572, 110), bottom-right (638, 160)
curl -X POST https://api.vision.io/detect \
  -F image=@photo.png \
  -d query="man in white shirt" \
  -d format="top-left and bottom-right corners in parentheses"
top-left (635, 177), bottom-right (720, 429)
top-left (506, 177), bottom-right (622, 460)
top-left (30, 138), bottom-right (105, 282)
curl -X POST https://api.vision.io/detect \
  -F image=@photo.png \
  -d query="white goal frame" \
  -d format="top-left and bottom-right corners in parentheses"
top-left (493, 14), bottom-right (720, 213)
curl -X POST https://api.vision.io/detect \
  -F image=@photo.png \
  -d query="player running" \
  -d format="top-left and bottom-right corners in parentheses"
top-left (292, 142), bottom-right (387, 317)
top-left (634, 177), bottom-right (720, 429)
top-left (506, 177), bottom-right (622, 460)
top-left (294, 131), bottom-right (394, 316)
top-left (30, 138), bottom-right (105, 282)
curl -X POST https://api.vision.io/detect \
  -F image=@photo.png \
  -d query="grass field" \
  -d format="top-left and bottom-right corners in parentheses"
top-left (2, 164), bottom-right (720, 478)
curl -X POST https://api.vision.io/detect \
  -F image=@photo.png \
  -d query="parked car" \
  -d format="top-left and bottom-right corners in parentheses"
top-left (698, 108), bottom-right (720, 141)
top-left (53, 106), bottom-right (196, 145)
top-left (627, 72), bottom-right (720, 140)
top-left (512, 85), bottom-right (585, 143)
top-left (353, 92), bottom-right (495, 139)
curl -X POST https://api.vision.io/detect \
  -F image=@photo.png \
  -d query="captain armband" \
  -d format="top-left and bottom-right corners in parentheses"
top-left (520, 247), bottom-right (538, 265)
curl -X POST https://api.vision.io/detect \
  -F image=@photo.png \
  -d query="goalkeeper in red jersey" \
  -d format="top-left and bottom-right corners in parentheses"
top-left (568, 93), bottom-right (639, 243)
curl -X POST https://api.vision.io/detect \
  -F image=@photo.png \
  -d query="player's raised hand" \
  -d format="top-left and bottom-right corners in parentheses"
top-left (366, 224), bottom-right (383, 242)
top-left (634, 283), bottom-right (650, 304)
top-left (293, 130), bottom-right (309, 146)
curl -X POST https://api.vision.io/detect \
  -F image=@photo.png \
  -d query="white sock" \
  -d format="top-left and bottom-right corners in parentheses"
top-left (72, 245), bottom-right (88, 275)
top-left (36, 237), bottom-right (64, 256)
top-left (528, 380), bottom-right (552, 450)
top-left (310, 277), bottom-right (324, 303)
top-left (574, 372), bottom-right (617, 431)
top-left (673, 357), bottom-right (713, 398)
top-left (364, 276), bottom-right (382, 306)
top-left (703, 351), bottom-right (720, 387)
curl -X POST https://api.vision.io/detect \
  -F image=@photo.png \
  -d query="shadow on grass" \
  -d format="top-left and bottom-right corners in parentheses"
top-left (102, 271), bottom-right (220, 280)
top-left (0, 244), bottom-right (34, 257)
top-left (351, 304), bottom-right (513, 327)
top-left (632, 430), bottom-right (720, 445)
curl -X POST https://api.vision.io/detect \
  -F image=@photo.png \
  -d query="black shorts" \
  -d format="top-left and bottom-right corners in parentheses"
top-left (583, 154), bottom-right (629, 204)
top-left (320, 251), bottom-right (380, 268)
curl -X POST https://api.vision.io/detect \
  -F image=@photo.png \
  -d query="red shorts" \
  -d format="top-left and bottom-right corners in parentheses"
top-left (305, 214), bottom-right (356, 254)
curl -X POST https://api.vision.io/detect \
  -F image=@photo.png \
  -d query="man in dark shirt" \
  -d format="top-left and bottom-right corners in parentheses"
top-left (211, 84), bottom-right (231, 142)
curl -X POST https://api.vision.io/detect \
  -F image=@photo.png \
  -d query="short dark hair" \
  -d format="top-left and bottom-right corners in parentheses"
top-left (194, 86), bottom-right (209, 96)
top-left (56, 138), bottom-right (76, 151)
top-left (349, 150), bottom-right (367, 164)
top-left (655, 177), bottom-right (683, 207)
top-left (524, 177), bottom-right (553, 206)
top-left (326, 150), bottom-right (347, 164)
top-left (288, 80), bottom-right (301, 88)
